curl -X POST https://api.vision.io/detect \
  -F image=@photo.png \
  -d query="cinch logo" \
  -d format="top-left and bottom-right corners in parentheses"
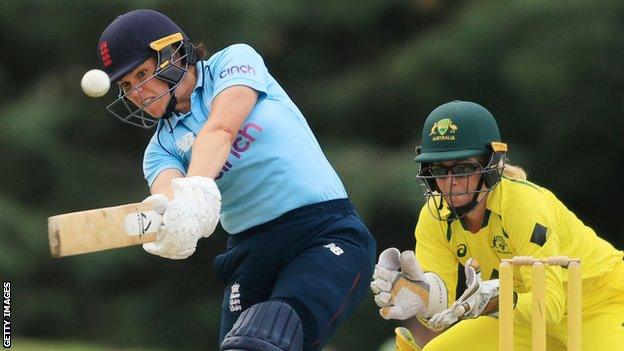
top-left (429, 118), bottom-right (458, 141)
top-left (219, 64), bottom-right (256, 79)
top-left (216, 122), bottom-right (263, 180)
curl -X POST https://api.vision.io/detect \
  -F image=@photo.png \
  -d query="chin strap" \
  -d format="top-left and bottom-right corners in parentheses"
top-left (161, 92), bottom-right (178, 119)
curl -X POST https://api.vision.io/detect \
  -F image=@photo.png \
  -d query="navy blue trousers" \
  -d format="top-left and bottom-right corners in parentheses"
top-left (213, 199), bottom-right (376, 350)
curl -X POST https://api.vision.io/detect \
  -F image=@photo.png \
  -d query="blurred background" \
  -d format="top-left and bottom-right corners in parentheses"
top-left (1, 0), bottom-right (623, 350)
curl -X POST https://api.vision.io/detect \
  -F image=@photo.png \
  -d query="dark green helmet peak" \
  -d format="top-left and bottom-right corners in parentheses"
top-left (415, 100), bottom-right (503, 163)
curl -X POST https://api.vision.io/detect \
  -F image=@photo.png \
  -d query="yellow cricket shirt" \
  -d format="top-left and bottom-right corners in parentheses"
top-left (414, 176), bottom-right (623, 325)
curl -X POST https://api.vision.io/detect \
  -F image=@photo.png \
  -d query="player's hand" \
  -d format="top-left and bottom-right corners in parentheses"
top-left (371, 248), bottom-right (447, 321)
top-left (169, 176), bottom-right (221, 238)
top-left (141, 176), bottom-right (221, 259)
top-left (427, 258), bottom-right (499, 331)
top-left (141, 193), bottom-right (169, 214)
top-left (143, 195), bottom-right (201, 259)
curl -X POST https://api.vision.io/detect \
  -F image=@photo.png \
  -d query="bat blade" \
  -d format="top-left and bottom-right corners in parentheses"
top-left (48, 202), bottom-right (159, 258)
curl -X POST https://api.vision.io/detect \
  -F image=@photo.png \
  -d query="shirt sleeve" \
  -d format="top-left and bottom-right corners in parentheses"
top-left (414, 204), bottom-right (459, 305)
top-left (210, 43), bottom-right (269, 99)
top-left (502, 185), bottom-right (566, 324)
top-left (143, 132), bottom-right (186, 187)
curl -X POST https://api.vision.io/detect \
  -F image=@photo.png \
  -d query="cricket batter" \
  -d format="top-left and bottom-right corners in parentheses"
top-left (95, 9), bottom-right (375, 351)
top-left (371, 101), bottom-right (624, 350)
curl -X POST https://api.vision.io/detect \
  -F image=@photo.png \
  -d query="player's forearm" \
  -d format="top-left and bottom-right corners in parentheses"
top-left (410, 320), bottom-right (442, 348)
top-left (187, 129), bottom-right (236, 178)
top-left (187, 85), bottom-right (258, 178)
top-left (150, 169), bottom-right (185, 198)
top-left (514, 282), bottom-right (566, 324)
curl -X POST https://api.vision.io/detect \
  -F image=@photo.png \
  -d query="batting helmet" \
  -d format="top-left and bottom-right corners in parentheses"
top-left (98, 9), bottom-right (196, 82)
top-left (98, 9), bottom-right (198, 128)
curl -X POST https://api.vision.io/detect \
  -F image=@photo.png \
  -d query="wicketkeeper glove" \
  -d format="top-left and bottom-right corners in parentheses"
top-left (426, 258), bottom-right (500, 331)
top-left (371, 248), bottom-right (448, 321)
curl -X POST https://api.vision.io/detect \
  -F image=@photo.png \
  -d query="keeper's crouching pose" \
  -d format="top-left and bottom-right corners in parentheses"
top-left (96, 9), bottom-right (376, 351)
top-left (370, 101), bottom-right (624, 350)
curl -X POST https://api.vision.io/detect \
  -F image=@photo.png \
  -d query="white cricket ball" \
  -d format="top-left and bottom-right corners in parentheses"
top-left (80, 69), bottom-right (111, 98)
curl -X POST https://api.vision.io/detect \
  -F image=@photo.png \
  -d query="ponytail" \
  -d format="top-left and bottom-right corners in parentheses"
top-left (502, 164), bottom-right (527, 180)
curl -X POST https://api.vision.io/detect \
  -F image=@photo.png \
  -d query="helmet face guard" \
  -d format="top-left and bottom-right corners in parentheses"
top-left (416, 144), bottom-right (507, 221)
top-left (105, 36), bottom-right (193, 129)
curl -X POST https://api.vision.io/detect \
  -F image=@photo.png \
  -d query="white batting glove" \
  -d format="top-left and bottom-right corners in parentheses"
top-left (143, 198), bottom-right (201, 259)
top-left (371, 248), bottom-right (447, 321)
top-left (170, 176), bottom-right (221, 238)
top-left (141, 193), bottom-right (169, 214)
top-left (142, 176), bottom-right (221, 260)
top-left (427, 258), bottom-right (500, 331)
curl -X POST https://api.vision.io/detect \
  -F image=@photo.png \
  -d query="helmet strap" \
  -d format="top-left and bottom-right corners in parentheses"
top-left (161, 93), bottom-right (178, 119)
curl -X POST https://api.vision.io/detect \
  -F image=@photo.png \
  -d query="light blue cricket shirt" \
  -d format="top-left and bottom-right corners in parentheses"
top-left (143, 44), bottom-right (347, 234)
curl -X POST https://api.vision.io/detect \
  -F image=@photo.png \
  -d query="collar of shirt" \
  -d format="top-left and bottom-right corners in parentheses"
top-left (485, 179), bottom-right (503, 216)
top-left (194, 60), bottom-right (207, 91)
top-left (160, 110), bottom-right (189, 132)
top-left (158, 61), bottom-right (207, 133)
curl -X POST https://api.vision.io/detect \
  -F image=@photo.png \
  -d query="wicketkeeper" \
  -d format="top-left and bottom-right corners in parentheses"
top-left (371, 101), bottom-right (624, 350)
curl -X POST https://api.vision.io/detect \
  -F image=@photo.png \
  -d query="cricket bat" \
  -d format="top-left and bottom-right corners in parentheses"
top-left (48, 202), bottom-right (162, 258)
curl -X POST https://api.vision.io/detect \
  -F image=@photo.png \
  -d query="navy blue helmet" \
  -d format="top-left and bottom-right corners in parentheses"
top-left (98, 9), bottom-right (198, 128)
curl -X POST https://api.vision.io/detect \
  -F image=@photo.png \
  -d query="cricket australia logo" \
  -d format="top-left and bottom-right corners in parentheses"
top-left (492, 235), bottom-right (512, 254)
top-left (176, 132), bottom-right (195, 156)
top-left (229, 283), bottom-right (242, 312)
top-left (429, 118), bottom-right (458, 141)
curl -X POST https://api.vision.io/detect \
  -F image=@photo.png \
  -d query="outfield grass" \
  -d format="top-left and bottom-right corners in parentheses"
top-left (10, 338), bottom-right (163, 351)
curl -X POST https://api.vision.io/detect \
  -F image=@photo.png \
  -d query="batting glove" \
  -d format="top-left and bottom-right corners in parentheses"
top-left (169, 176), bottom-right (221, 238)
top-left (142, 176), bottom-right (221, 260)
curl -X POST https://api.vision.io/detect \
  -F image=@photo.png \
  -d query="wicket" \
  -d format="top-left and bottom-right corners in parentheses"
top-left (499, 256), bottom-right (582, 351)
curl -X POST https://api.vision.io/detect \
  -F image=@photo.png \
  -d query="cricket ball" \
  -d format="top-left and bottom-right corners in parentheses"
top-left (80, 69), bottom-right (110, 98)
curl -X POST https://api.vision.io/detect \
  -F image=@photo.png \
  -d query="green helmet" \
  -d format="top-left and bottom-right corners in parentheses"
top-left (415, 100), bottom-right (503, 163)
